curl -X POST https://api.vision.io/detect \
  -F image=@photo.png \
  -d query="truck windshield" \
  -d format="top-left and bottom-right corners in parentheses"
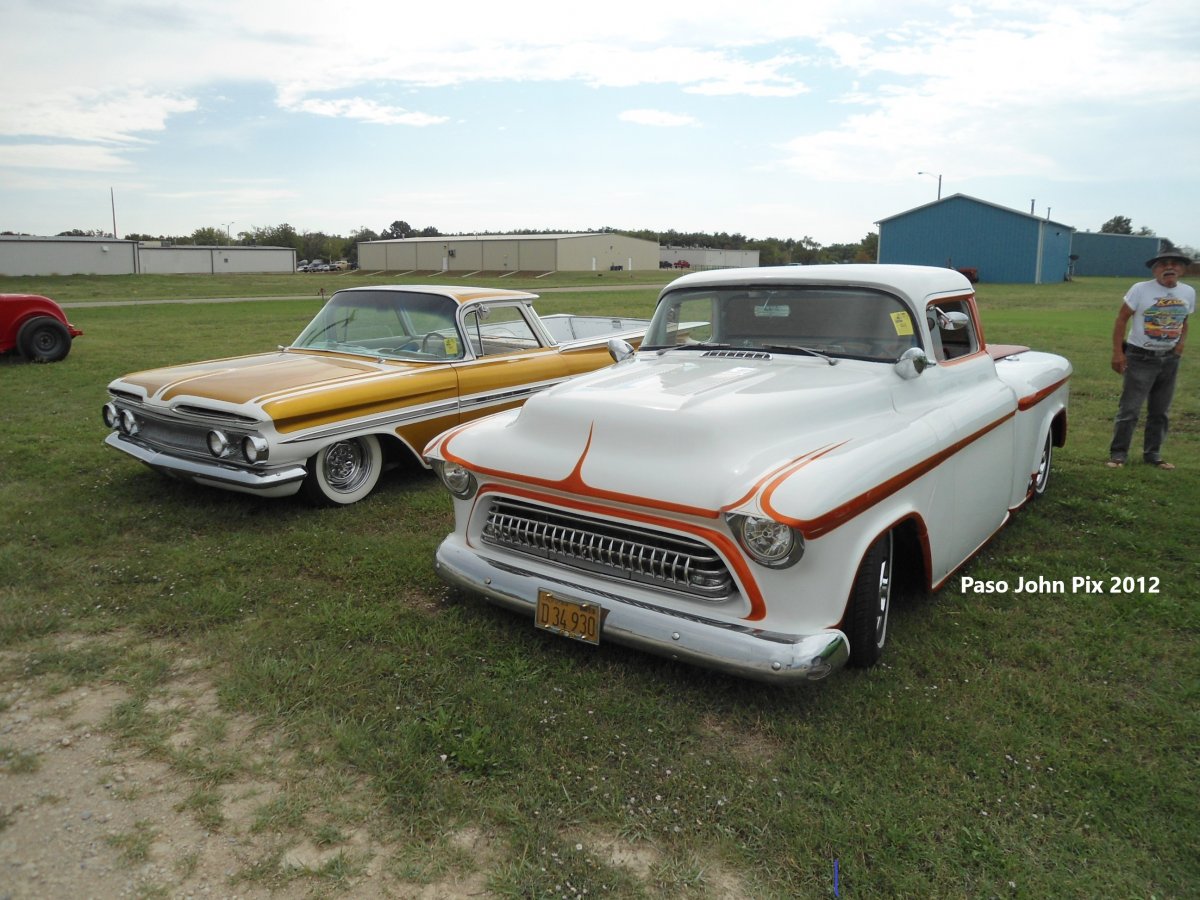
top-left (641, 286), bottom-right (921, 362)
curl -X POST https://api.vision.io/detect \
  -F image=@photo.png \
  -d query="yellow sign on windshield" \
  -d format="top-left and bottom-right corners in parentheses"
top-left (890, 311), bottom-right (914, 336)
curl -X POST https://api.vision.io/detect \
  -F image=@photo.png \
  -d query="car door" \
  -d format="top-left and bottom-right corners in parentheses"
top-left (925, 297), bottom-right (1016, 580)
top-left (453, 303), bottom-right (574, 426)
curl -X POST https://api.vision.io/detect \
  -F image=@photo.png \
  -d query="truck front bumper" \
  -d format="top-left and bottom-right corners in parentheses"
top-left (435, 534), bottom-right (849, 683)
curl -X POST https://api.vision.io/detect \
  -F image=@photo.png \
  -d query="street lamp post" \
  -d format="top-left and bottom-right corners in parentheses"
top-left (917, 171), bottom-right (942, 200)
top-left (222, 222), bottom-right (234, 244)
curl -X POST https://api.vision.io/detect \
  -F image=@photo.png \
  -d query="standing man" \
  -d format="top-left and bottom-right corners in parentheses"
top-left (1108, 250), bottom-right (1194, 469)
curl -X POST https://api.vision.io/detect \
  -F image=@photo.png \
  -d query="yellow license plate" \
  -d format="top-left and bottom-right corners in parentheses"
top-left (536, 590), bottom-right (602, 645)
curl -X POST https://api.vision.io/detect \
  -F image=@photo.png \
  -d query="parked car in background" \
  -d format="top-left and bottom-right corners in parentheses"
top-left (425, 265), bottom-right (1071, 682)
top-left (1, 293), bottom-right (83, 362)
top-left (673, 260), bottom-right (691, 268)
top-left (103, 285), bottom-right (650, 505)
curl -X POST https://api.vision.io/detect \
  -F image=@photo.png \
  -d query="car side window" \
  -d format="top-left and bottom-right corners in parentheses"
top-left (927, 299), bottom-right (979, 361)
top-left (664, 297), bottom-right (714, 344)
top-left (463, 306), bottom-right (542, 357)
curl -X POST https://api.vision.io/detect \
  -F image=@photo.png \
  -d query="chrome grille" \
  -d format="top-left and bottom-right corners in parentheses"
top-left (127, 410), bottom-right (212, 455)
top-left (112, 402), bottom-right (250, 457)
top-left (481, 497), bottom-right (734, 600)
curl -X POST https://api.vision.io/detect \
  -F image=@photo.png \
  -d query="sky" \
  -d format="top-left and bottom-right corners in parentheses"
top-left (2, 0), bottom-right (1198, 250)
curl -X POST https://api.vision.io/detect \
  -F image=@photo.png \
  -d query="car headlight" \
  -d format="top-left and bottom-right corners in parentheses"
top-left (242, 435), bottom-right (269, 463)
top-left (119, 409), bottom-right (139, 436)
top-left (434, 460), bottom-right (478, 499)
top-left (102, 402), bottom-right (118, 429)
top-left (727, 514), bottom-right (805, 568)
top-left (207, 430), bottom-right (230, 457)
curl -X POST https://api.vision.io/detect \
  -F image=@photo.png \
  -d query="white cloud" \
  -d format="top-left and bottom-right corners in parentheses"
top-left (619, 109), bottom-right (698, 128)
top-left (0, 89), bottom-right (197, 145)
top-left (0, 144), bottom-right (134, 171)
top-left (279, 96), bottom-right (448, 127)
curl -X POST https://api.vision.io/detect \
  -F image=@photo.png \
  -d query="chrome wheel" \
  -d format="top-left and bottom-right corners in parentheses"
top-left (1034, 431), bottom-right (1053, 496)
top-left (302, 435), bottom-right (382, 505)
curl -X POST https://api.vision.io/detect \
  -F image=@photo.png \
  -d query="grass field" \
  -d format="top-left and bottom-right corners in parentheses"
top-left (1, 274), bottom-right (1196, 897)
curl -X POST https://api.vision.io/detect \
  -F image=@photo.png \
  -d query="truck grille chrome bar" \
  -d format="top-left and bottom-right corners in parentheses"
top-left (481, 497), bottom-right (734, 600)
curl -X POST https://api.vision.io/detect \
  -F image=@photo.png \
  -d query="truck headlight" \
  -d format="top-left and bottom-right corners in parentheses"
top-left (727, 514), bottom-right (805, 568)
top-left (434, 460), bottom-right (477, 499)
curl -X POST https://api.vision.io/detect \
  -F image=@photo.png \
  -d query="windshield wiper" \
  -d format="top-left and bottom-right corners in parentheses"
top-left (759, 344), bottom-right (839, 365)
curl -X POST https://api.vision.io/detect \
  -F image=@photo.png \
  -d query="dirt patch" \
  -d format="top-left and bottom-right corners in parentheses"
top-left (0, 641), bottom-right (453, 898)
top-left (3, 637), bottom-right (723, 899)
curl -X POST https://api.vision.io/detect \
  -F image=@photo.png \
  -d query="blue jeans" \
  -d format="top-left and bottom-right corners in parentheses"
top-left (1109, 344), bottom-right (1181, 463)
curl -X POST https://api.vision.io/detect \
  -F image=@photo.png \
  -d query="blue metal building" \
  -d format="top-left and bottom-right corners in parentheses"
top-left (1069, 232), bottom-right (1162, 277)
top-left (876, 194), bottom-right (1074, 284)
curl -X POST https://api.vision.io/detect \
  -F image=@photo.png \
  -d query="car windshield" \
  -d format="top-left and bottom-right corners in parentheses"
top-left (642, 285), bottom-right (921, 362)
top-left (291, 290), bottom-right (464, 360)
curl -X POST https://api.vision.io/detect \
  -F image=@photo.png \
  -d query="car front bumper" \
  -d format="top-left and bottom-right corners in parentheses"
top-left (105, 432), bottom-right (308, 498)
top-left (434, 533), bottom-right (849, 683)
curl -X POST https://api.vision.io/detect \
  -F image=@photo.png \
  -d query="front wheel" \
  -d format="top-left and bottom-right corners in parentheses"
top-left (844, 531), bottom-right (894, 668)
top-left (17, 316), bottom-right (72, 362)
top-left (301, 435), bottom-right (382, 505)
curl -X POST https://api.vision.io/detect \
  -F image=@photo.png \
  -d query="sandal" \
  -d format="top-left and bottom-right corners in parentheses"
top-left (1151, 460), bottom-right (1176, 470)
top-left (1105, 459), bottom-right (1124, 468)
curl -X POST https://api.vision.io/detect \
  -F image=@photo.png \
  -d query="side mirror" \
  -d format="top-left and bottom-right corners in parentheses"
top-left (895, 347), bottom-right (932, 380)
top-left (928, 308), bottom-right (970, 331)
top-left (608, 337), bottom-right (636, 363)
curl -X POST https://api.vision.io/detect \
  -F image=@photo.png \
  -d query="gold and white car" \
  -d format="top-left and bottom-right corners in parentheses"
top-left (102, 285), bottom-right (648, 505)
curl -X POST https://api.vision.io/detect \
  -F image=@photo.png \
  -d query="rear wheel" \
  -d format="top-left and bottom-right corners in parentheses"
top-left (17, 316), bottom-right (71, 362)
top-left (1033, 430), bottom-right (1053, 496)
top-left (845, 531), bottom-right (894, 668)
top-left (301, 435), bottom-right (382, 505)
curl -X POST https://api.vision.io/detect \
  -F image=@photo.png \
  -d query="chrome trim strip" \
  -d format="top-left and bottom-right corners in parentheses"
top-left (276, 380), bottom-right (564, 445)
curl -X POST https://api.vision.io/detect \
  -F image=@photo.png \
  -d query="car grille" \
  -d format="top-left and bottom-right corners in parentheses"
top-left (127, 410), bottom-right (213, 456)
top-left (481, 497), bottom-right (734, 600)
top-left (115, 402), bottom-right (254, 458)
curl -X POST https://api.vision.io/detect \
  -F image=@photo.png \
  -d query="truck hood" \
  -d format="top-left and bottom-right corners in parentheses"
top-left (441, 353), bottom-right (910, 515)
top-left (110, 349), bottom-right (420, 409)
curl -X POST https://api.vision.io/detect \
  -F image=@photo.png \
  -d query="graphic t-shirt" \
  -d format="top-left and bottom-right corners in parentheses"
top-left (1124, 279), bottom-right (1195, 350)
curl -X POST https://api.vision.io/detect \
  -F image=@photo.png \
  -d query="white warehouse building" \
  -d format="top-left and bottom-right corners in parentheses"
top-left (0, 236), bottom-right (296, 276)
top-left (358, 233), bottom-right (660, 274)
top-left (660, 245), bottom-right (760, 270)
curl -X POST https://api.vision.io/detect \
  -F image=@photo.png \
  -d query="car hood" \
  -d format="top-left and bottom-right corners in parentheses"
top-left (110, 350), bottom-right (429, 408)
top-left (440, 353), bottom-right (919, 516)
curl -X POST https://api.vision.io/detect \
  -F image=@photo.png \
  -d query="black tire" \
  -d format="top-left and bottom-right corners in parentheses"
top-left (17, 316), bottom-right (72, 362)
top-left (844, 531), bottom-right (894, 668)
top-left (1033, 430), bottom-right (1053, 497)
top-left (301, 435), bottom-right (382, 505)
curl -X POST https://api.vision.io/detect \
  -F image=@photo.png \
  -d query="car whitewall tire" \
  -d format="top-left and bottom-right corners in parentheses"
top-left (302, 435), bottom-right (382, 505)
